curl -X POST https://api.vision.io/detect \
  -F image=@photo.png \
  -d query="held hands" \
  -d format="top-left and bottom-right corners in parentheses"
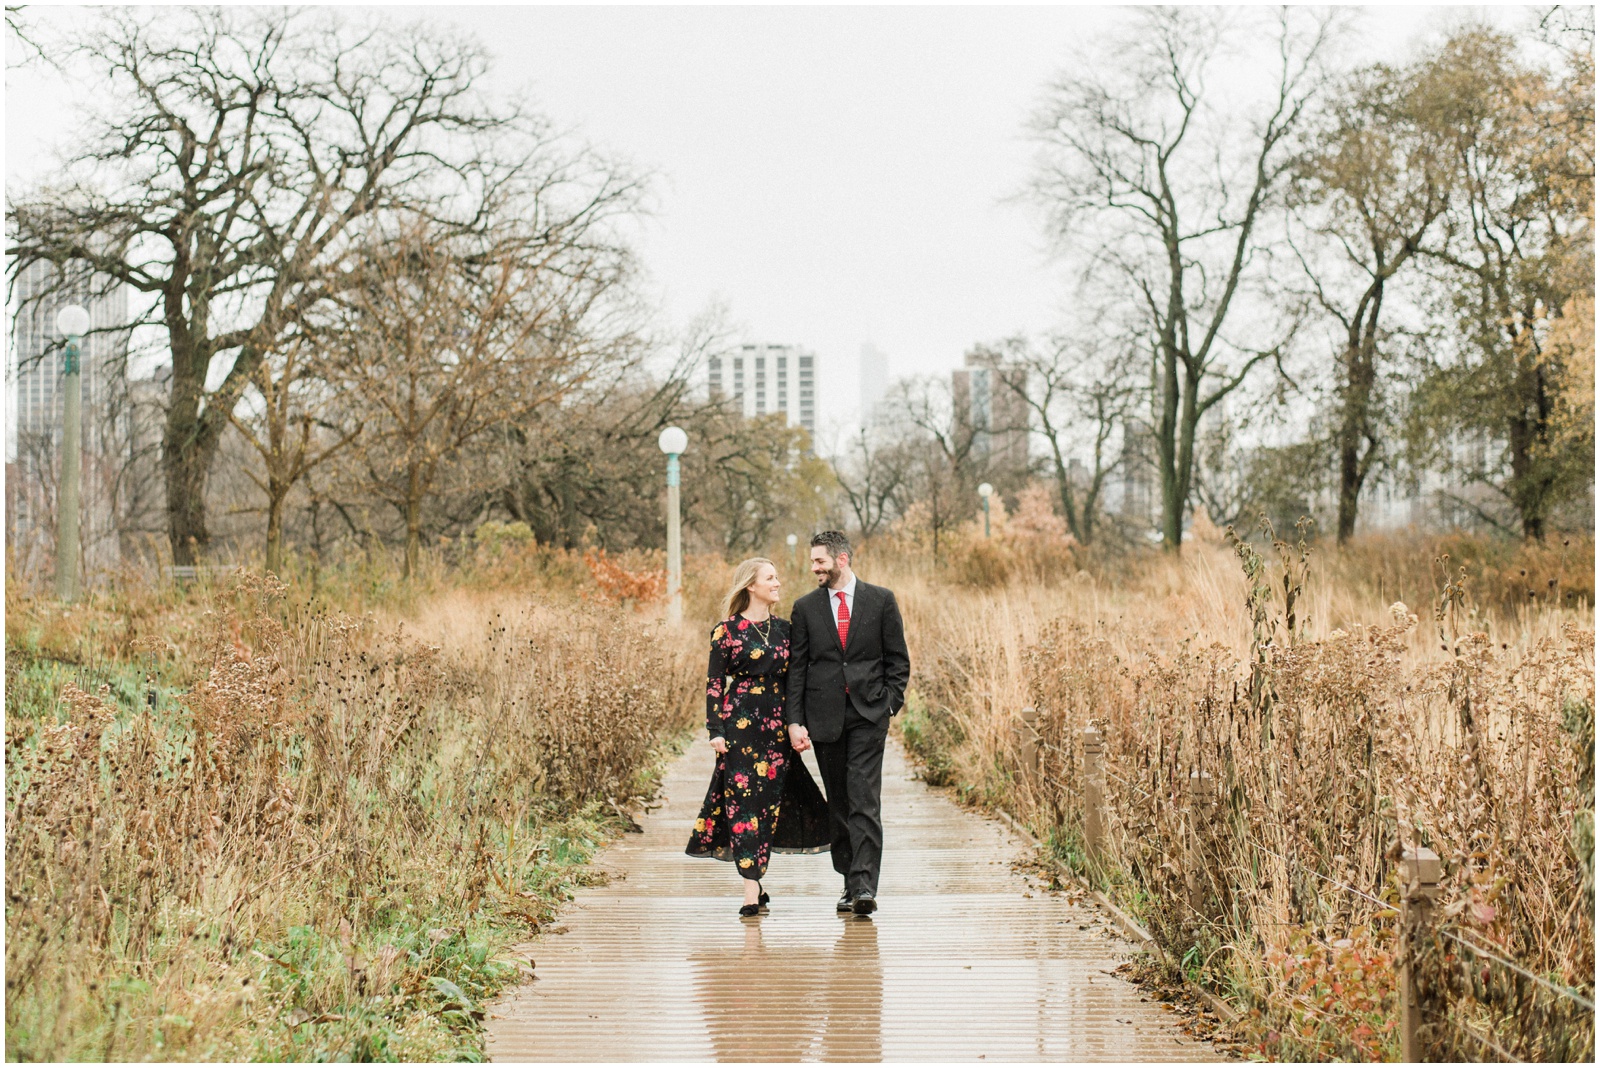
top-left (710, 736), bottom-right (728, 755)
top-left (787, 724), bottom-right (812, 753)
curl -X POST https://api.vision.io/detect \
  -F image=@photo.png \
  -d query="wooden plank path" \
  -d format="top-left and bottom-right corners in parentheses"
top-left (486, 736), bottom-right (1223, 1062)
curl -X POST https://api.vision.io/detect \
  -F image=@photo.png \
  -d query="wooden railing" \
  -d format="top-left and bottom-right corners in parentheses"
top-left (163, 564), bottom-right (239, 584)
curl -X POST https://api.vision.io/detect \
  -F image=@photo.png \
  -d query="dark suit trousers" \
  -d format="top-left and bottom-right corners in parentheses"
top-left (814, 698), bottom-right (889, 898)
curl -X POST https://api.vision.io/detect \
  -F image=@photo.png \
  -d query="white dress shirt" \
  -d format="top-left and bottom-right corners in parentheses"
top-left (828, 575), bottom-right (858, 633)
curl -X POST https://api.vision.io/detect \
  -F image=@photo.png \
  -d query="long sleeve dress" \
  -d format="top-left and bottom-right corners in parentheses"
top-left (685, 614), bottom-right (831, 877)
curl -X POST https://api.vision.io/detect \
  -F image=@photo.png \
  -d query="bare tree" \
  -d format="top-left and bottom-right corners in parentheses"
top-left (227, 333), bottom-right (361, 573)
top-left (5, 5), bottom-right (48, 68)
top-left (693, 417), bottom-right (835, 554)
top-left (405, 305), bottom-right (836, 558)
top-left (489, 309), bottom-right (772, 552)
top-left (491, 336), bottom-right (682, 550)
top-left (995, 333), bottom-right (1135, 545)
top-left (892, 376), bottom-right (987, 560)
top-left (1028, 7), bottom-right (1334, 551)
top-left (7, 8), bottom-right (596, 563)
top-left (832, 425), bottom-right (916, 539)
top-left (330, 202), bottom-right (635, 575)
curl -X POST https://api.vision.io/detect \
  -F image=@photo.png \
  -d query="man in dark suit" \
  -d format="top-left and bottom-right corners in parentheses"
top-left (785, 531), bottom-right (911, 916)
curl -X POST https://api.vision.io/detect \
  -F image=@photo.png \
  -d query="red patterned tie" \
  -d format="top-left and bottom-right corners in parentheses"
top-left (836, 590), bottom-right (850, 649)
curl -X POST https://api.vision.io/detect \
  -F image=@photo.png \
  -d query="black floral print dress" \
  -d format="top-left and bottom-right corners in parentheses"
top-left (686, 615), bottom-right (831, 878)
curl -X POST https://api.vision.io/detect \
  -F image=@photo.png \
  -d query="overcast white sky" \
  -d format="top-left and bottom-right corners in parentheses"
top-left (6, 4), bottom-right (1528, 441)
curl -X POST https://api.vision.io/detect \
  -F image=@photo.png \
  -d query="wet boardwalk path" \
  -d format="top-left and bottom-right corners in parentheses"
top-left (486, 736), bottom-right (1222, 1062)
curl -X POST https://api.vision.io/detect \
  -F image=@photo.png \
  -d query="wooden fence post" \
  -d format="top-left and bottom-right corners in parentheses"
top-left (1399, 846), bottom-right (1443, 1063)
top-left (1012, 707), bottom-right (1039, 780)
top-left (1186, 769), bottom-right (1215, 921)
top-left (1082, 727), bottom-right (1105, 867)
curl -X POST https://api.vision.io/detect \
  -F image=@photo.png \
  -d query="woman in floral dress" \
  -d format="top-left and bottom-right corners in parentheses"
top-left (686, 557), bottom-right (830, 916)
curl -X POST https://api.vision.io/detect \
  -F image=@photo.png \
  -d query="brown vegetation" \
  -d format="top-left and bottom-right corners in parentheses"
top-left (5, 482), bottom-right (1592, 1062)
top-left (884, 521), bottom-right (1594, 1060)
top-left (4, 568), bottom-right (697, 1060)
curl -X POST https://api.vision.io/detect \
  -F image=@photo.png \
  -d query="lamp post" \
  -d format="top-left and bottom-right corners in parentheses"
top-left (54, 304), bottom-right (91, 603)
top-left (978, 482), bottom-right (994, 539)
top-left (786, 532), bottom-right (798, 571)
top-left (658, 426), bottom-right (688, 625)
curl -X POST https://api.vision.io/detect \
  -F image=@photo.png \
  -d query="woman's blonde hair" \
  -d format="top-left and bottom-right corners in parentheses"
top-left (723, 557), bottom-right (777, 618)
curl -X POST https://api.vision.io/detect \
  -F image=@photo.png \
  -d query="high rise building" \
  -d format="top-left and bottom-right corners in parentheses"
top-left (7, 261), bottom-right (133, 579)
top-left (1116, 425), bottom-right (1158, 525)
top-left (707, 343), bottom-right (817, 436)
top-left (859, 341), bottom-right (888, 428)
top-left (951, 345), bottom-right (1029, 475)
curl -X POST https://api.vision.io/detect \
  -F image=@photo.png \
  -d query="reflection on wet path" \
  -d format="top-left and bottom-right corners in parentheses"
top-left (820, 919), bottom-right (882, 1061)
top-left (486, 740), bottom-right (1220, 1062)
top-left (692, 916), bottom-right (882, 1062)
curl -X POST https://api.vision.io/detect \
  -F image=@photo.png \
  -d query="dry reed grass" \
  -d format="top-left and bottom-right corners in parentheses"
top-left (879, 520), bottom-right (1594, 1061)
top-left (8, 517), bottom-right (1588, 1060)
top-left (5, 567), bottom-right (698, 1060)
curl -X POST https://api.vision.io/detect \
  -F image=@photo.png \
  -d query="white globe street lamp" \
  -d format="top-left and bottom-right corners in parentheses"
top-left (56, 304), bottom-right (91, 339)
top-left (657, 426), bottom-right (688, 457)
top-left (786, 532), bottom-right (799, 571)
top-left (658, 426), bottom-right (688, 624)
top-left (977, 482), bottom-right (994, 539)
top-left (54, 304), bottom-right (90, 602)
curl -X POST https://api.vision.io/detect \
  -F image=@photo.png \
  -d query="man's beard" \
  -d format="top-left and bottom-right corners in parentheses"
top-left (815, 565), bottom-right (840, 588)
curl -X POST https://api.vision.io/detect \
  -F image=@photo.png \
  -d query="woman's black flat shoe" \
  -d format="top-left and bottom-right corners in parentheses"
top-left (738, 904), bottom-right (761, 918)
top-left (758, 884), bottom-right (771, 913)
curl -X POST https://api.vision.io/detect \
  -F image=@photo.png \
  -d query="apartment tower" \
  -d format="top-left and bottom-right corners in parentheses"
top-left (707, 343), bottom-right (817, 436)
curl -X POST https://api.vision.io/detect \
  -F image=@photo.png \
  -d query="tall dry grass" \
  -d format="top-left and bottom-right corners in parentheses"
top-left (879, 519), bottom-right (1594, 1061)
top-left (5, 568), bottom-right (698, 1060)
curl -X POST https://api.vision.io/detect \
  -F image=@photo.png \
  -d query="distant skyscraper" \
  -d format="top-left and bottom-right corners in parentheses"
top-left (951, 345), bottom-right (1029, 475)
top-left (859, 342), bottom-right (888, 428)
top-left (1116, 425), bottom-right (1158, 524)
top-left (10, 262), bottom-right (128, 446)
top-left (707, 343), bottom-right (817, 436)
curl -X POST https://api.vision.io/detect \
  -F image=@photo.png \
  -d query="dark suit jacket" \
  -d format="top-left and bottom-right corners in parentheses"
top-left (785, 579), bottom-right (911, 745)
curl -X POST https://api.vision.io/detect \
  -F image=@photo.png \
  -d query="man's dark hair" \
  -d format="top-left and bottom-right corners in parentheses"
top-left (810, 530), bottom-right (852, 561)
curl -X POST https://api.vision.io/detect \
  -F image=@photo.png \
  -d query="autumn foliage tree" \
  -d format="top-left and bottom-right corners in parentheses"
top-left (1288, 55), bottom-right (1454, 543)
top-left (1409, 28), bottom-right (1595, 539)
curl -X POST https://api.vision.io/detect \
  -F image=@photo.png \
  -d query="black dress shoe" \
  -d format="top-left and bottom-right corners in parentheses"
top-left (739, 903), bottom-right (761, 918)
top-left (835, 888), bottom-right (854, 912)
top-left (851, 893), bottom-right (877, 916)
top-left (758, 884), bottom-right (771, 914)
